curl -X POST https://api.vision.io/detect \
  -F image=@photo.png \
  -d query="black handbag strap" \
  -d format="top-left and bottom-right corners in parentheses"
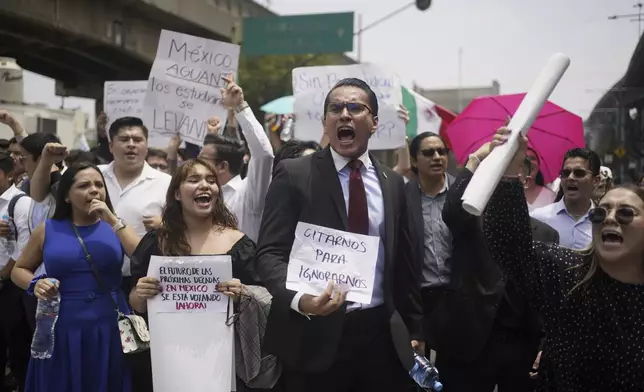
top-left (72, 224), bottom-right (123, 316)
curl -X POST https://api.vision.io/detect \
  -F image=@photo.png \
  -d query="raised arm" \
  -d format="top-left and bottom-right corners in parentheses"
top-left (481, 129), bottom-right (580, 314)
top-left (220, 75), bottom-right (273, 216)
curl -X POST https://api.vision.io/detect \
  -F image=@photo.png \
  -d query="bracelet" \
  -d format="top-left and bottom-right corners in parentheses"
top-left (468, 154), bottom-right (481, 165)
top-left (27, 274), bottom-right (48, 296)
top-left (235, 101), bottom-right (249, 113)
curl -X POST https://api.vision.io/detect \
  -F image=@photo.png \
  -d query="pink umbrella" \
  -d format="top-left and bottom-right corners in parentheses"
top-left (446, 93), bottom-right (585, 183)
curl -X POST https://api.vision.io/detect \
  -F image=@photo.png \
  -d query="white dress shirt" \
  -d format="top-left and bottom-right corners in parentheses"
top-left (291, 149), bottom-right (386, 315)
top-left (221, 107), bottom-right (274, 243)
top-left (530, 197), bottom-right (594, 250)
top-left (99, 162), bottom-right (171, 275)
top-left (0, 185), bottom-right (23, 270)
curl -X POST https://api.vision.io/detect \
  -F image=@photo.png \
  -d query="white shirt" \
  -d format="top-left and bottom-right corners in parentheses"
top-left (530, 197), bottom-right (594, 250)
top-left (99, 162), bottom-right (171, 275)
top-left (0, 185), bottom-right (23, 270)
top-left (527, 186), bottom-right (556, 212)
top-left (290, 149), bottom-right (386, 314)
top-left (222, 107), bottom-right (274, 242)
top-left (12, 192), bottom-right (53, 276)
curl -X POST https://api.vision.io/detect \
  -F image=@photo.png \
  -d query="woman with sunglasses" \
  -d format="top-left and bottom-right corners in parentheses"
top-left (465, 127), bottom-right (644, 391)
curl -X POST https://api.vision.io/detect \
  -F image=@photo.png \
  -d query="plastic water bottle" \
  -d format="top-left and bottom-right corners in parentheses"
top-left (409, 351), bottom-right (443, 391)
top-left (0, 215), bottom-right (15, 257)
top-left (31, 279), bottom-right (60, 359)
top-left (280, 117), bottom-right (294, 142)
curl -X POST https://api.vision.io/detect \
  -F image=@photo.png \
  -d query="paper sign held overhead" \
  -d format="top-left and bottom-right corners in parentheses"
top-left (103, 81), bottom-right (147, 137)
top-left (292, 63), bottom-right (406, 150)
top-left (144, 30), bottom-right (240, 147)
top-left (286, 222), bottom-right (380, 304)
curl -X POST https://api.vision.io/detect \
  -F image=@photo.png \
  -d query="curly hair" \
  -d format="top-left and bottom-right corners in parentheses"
top-left (157, 157), bottom-right (238, 256)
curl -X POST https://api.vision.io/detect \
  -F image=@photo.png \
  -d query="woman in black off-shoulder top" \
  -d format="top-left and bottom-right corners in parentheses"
top-left (126, 158), bottom-right (261, 392)
top-left (472, 128), bottom-right (644, 392)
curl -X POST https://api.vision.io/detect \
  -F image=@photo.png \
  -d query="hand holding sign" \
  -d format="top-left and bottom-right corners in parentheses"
top-left (489, 126), bottom-right (528, 177)
top-left (299, 281), bottom-right (347, 316)
top-left (135, 277), bottom-right (162, 299)
top-left (220, 74), bottom-right (244, 109)
top-left (216, 278), bottom-right (243, 299)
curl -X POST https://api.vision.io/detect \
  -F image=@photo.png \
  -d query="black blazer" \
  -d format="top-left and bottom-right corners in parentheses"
top-left (255, 147), bottom-right (423, 373)
top-left (420, 169), bottom-right (559, 362)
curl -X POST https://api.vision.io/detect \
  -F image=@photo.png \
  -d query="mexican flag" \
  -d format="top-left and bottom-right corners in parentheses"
top-left (401, 86), bottom-right (457, 148)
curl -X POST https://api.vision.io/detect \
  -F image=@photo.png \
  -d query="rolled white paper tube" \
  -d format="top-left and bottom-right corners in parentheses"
top-left (461, 53), bottom-right (571, 216)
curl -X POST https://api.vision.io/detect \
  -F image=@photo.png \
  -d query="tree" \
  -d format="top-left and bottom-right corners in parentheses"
top-left (237, 53), bottom-right (355, 113)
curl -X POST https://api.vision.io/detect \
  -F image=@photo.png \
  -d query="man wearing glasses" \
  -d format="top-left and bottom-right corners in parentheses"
top-left (256, 78), bottom-right (422, 392)
top-left (530, 148), bottom-right (602, 249)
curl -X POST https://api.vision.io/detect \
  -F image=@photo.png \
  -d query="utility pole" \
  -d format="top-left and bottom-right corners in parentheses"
top-left (608, 2), bottom-right (644, 38)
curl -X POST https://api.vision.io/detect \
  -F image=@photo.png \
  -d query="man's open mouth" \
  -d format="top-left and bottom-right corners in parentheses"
top-left (337, 126), bottom-right (356, 143)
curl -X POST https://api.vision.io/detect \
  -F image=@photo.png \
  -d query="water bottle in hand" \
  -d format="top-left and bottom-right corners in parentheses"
top-left (280, 117), bottom-right (294, 142)
top-left (31, 279), bottom-right (60, 359)
top-left (409, 351), bottom-right (443, 391)
top-left (0, 215), bottom-right (15, 256)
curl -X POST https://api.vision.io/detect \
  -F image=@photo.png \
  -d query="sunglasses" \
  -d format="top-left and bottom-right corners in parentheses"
top-left (326, 102), bottom-right (372, 116)
top-left (588, 206), bottom-right (635, 225)
top-left (421, 148), bottom-right (449, 157)
top-left (560, 168), bottom-right (590, 179)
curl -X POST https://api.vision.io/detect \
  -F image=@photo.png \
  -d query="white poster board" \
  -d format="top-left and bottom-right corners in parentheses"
top-left (286, 222), bottom-right (380, 304)
top-left (147, 255), bottom-right (235, 392)
top-left (103, 80), bottom-right (147, 136)
top-left (103, 80), bottom-right (183, 148)
top-left (144, 29), bottom-right (240, 146)
top-left (292, 64), bottom-right (405, 150)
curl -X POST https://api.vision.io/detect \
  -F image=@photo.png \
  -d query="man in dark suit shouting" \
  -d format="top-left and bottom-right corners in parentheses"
top-left (255, 78), bottom-right (423, 392)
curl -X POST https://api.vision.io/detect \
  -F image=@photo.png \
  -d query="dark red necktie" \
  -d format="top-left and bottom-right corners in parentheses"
top-left (347, 160), bottom-right (369, 235)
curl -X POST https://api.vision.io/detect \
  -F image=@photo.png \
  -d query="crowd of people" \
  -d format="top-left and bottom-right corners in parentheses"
top-left (0, 75), bottom-right (641, 392)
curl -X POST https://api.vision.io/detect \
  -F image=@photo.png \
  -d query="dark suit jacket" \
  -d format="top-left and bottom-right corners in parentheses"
top-left (255, 147), bottom-right (423, 373)
top-left (410, 169), bottom-right (558, 363)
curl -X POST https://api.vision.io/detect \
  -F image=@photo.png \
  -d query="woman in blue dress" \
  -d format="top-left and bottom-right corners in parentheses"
top-left (11, 162), bottom-right (141, 392)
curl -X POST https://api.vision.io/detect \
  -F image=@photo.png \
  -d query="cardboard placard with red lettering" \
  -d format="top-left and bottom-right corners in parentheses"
top-left (148, 255), bottom-right (232, 313)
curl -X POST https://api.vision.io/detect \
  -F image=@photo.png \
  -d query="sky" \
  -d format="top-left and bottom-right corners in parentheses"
top-left (22, 0), bottom-right (642, 126)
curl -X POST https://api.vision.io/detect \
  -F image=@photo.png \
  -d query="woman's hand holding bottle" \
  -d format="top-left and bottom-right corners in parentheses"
top-left (34, 278), bottom-right (59, 301)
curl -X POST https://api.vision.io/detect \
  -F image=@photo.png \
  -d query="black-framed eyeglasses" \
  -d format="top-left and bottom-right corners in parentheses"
top-left (589, 206), bottom-right (635, 225)
top-left (326, 102), bottom-right (372, 116)
top-left (560, 168), bottom-right (590, 179)
top-left (421, 148), bottom-right (448, 157)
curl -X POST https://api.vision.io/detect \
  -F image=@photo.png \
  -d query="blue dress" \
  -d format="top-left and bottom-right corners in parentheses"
top-left (25, 219), bottom-right (132, 392)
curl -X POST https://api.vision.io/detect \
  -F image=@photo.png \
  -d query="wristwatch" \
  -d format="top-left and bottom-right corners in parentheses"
top-left (112, 218), bottom-right (126, 233)
top-left (235, 101), bottom-right (249, 113)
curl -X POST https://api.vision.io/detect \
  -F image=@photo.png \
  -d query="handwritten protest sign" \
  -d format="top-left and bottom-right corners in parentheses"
top-left (147, 255), bottom-right (234, 392)
top-left (148, 255), bottom-right (233, 313)
top-left (292, 64), bottom-right (405, 150)
top-left (144, 30), bottom-right (240, 146)
top-left (286, 222), bottom-right (380, 304)
top-left (103, 81), bottom-right (147, 138)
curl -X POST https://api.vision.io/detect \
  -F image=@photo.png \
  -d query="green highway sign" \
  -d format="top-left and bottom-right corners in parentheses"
top-left (241, 12), bottom-right (354, 56)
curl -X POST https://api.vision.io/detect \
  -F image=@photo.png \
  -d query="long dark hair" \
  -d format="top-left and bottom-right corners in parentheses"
top-left (52, 163), bottom-right (115, 221)
top-left (157, 157), bottom-right (238, 256)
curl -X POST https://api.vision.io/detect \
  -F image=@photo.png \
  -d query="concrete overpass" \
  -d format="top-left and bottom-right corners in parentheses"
top-left (0, 0), bottom-right (355, 103)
